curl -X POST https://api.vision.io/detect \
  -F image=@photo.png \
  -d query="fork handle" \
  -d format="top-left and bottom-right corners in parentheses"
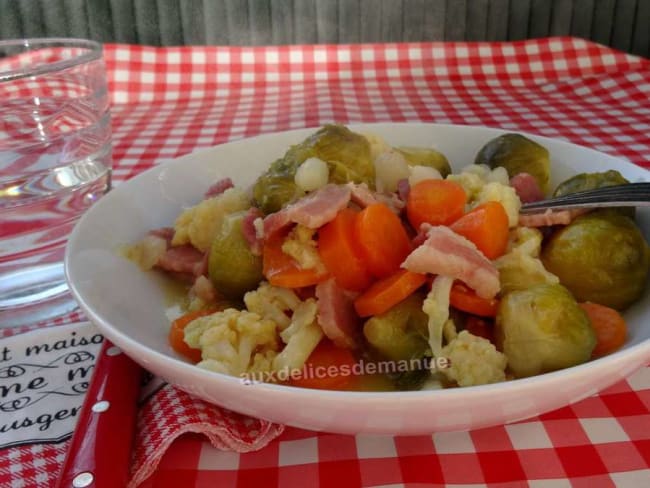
top-left (55, 340), bottom-right (142, 488)
top-left (520, 182), bottom-right (650, 213)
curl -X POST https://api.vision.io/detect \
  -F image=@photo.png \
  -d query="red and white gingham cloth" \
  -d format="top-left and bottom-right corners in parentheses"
top-left (1, 36), bottom-right (649, 487)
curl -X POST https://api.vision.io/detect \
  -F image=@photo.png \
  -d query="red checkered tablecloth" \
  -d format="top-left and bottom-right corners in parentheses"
top-left (2, 36), bottom-right (650, 487)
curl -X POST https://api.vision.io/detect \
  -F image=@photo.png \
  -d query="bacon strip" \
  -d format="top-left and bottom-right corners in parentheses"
top-left (241, 207), bottom-right (264, 256)
top-left (510, 173), bottom-right (544, 204)
top-left (396, 178), bottom-right (410, 202)
top-left (263, 184), bottom-right (351, 237)
top-left (204, 177), bottom-right (234, 199)
top-left (315, 278), bottom-right (359, 349)
top-left (401, 226), bottom-right (500, 299)
top-left (147, 227), bottom-right (175, 244)
top-left (348, 182), bottom-right (378, 207)
top-left (191, 275), bottom-right (218, 304)
top-left (156, 244), bottom-right (205, 276)
top-left (519, 208), bottom-right (589, 227)
top-left (194, 250), bottom-right (209, 277)
top-left (347, 182), bottom-right (404, 214)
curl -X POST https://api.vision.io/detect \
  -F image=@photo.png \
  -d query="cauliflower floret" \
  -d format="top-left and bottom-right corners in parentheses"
top-left (495, 227), bottom-right (559, 294)
top-left (447, 170), bottom-right (485, 200)
top-left (122, 235), bottom-right (167, 270)
top-left (441, 330), bottom-right (507, 387)
top-left (460, 163), bottom-right (491, 179)
top-left (473, 181), bottom-right (521, 227)
top-left (486, 166), bottom-right (509, 185)
top-left (273, 298), bottom-right (323, 373)
top-left (495, 251), bottom-right (559, 294)
top-left (506, 226), bottom-right (544, 256)
top-left (422, 275), bottom-right (454, 358)
top-left (442, 319), bottom-right (457, 344)
top-left (184, 308), bottom-right (279, 377)
top-left (446, 165), bottom-right (521, 227)
top-left (248, 349), bottom-right (278, 374)
top-left (172, 187), bottom-right (249, 252)
top-left (281, 225), bottom-right (327, 274)
top-left (244, 282), bottom-right (301, 330)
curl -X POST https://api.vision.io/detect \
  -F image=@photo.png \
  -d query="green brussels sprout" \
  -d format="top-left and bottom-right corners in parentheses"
top-left (363, 293), bottom-right (429, 362)
top-left (541, 212), bottom-right (650, 310)
top-left (252, 124), bottom-right (374, 214)
top-left (553, 170), bottom-right (634, 218)
top-left (495, 251), bottom-right (560, 294)
top-left (252, 174), bottom-right (305, 215)
top-left (494, 228), bottom-right (560, 294)
top-left (252, 142), bottom-right (308, 214)
top-left (396, 146), bottom-right (452, 178)
top-left (474, 133), bottom-right (550, 192)
top-left (495, 283), bottom-right (596, 378)
top-left (554, 170), bottom-right (629, 197)
top-left (391, 364), bottom-right (432, 391)
top-left (208, 211), bottom-right (263, 300)
top-left (308, 124), bottom-right (375, 186)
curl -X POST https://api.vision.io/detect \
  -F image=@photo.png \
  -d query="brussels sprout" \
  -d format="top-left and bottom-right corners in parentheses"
top-left (252, 142), bottom-right (308, 214)
top-left (309, 124), bottom-right (375, 186)
top-left (208, 211), bottom-right (263, 300)
top-left (252, 125), bottom-right (374, 213)
top-left (252, 174), bottom-right (305, 215)
top-left (495, 283), bottom-right (596, 378)
top-left (495, 228), bottom-right (560, 294)
top-left (553, 170), bottom-right (633, 218)
top-left (363, 293), bottom-right (429, 362)
top-left (541, 212), bottom-right (650, 310)
top-left (396, 146), bottom-right (452, 178)
top-left (495, 251), bottom-right (559, 294)
top-left (554, 170), bottom-right (629, 196)
top-left (474, 133), bottom-right (550, 192)
top-left (391, 364), bottom-right (432, 391)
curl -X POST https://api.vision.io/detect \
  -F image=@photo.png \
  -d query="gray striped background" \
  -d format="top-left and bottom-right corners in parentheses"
top-left (0, 0), bottom-right (648, 57)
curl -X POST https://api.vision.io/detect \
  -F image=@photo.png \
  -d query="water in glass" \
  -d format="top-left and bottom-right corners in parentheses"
top-left (0, 39), bottom-right (112, 326)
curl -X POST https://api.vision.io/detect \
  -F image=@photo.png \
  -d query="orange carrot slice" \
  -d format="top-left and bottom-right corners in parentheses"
top-left (288, 339), bottom-right (358, 390)
top-left (579, 302), bottom-right (627, 358)
top-left (318, 208), bottom-right (373, 292)
top-left (450, 282), bottom-right (499, 317)
top-left (355, 203), bottom-right (412, 278)
top-left (263, 230), bottom-right (328, 288)
top-left (450, 201), bottom-right (509, 259)
top-left (406, 179), bottom-right (467, 231)
top-left (354, 269), bottom-right (427, 317)
top-left (169, 308), bottom-right (216, 363)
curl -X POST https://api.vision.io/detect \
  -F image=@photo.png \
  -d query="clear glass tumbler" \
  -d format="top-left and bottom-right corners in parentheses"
top-left (0, 39), bottom-right (112, 327)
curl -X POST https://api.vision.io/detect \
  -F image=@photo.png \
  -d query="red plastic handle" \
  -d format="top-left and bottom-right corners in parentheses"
top-left (55, 340), bottom-right (142, 488)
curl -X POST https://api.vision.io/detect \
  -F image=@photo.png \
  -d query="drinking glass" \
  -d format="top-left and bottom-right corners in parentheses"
top-left (0, 39), bottom-right (112, 327)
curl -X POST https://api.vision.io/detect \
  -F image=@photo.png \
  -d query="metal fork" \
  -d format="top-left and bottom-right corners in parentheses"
top-left (520, 182), bottom-right (650, 214)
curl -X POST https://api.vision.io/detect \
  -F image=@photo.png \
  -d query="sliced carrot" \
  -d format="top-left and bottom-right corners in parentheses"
top-left (263, 230), bottom-right (328, 288)
top-left (318, 208), bottom-right (373, 292)
top-left (169, 308), bottom-right (217, 363)
top-left (450, 282), bottom-right (499, 317)
top-left (406, 179), bottom-right (467, 231)
top-left (450, 201), bottom-right (509, 259)
top-left (579, 302), bottom-right (627, 358)
top-left (354, 203), bottom-right (412, 279)
top-left (288, 339), bottom-right (358, 390)
top-left (354, 269), bottom-right (427, 317)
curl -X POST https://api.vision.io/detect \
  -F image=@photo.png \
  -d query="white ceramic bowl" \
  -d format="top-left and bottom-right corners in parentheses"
top-left (65, 123), bottom-right (650, 435)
